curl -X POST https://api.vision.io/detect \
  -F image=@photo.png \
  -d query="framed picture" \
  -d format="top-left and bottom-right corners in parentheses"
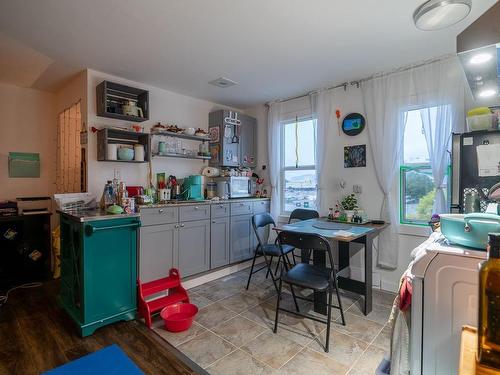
top-left (344, 144), bottom-right (366, 168)
top-left (342, 113), bottom-right (365, 136)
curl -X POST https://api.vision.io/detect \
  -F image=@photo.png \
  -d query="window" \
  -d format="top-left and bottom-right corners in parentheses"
top-left (281, 118), bottom-right (317, 214)
top-left (400, 107), bottom-right (448, 225)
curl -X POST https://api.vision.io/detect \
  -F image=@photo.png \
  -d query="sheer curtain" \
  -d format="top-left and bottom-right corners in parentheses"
top-left (362, 72), bottom-right (413, 269)
top-left (413, 57), bottom-right (466, 214)
top-left (310, 90), bottom-right (332, 216)
top-left (267, 102), bottom-right (283, 219)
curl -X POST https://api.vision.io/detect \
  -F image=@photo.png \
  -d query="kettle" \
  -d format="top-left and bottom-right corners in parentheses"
top-left (122, 100), bottom-right (143, 118)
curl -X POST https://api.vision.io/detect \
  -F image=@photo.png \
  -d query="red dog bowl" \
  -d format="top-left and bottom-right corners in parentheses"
top-left (160, 303), bottom-right (198, 332)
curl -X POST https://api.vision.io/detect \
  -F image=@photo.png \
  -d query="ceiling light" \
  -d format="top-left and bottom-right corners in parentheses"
top-left (470, 53), bottom-right (493, 65)
top-left (209, 77), bottom-right (238, 88)
top-left (414, 0), bottom-right (472, 31)
top-left (478, 89), bottom-right (497, 98)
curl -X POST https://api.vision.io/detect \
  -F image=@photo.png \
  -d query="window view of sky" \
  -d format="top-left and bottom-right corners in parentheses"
top-left (403, 109), bottom-right (430, 164)
top-left (282, 119), bottom-right (317, 212)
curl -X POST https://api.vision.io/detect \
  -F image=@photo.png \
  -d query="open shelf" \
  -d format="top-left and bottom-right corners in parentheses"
top-left (151, 130), bottom-right (210, 142)
top-left (97, 128), bottom-right (150, 162)
top-left (96, 81), bottom-right (149, 122)
top-left (152, 153), bottom-right (211, 161)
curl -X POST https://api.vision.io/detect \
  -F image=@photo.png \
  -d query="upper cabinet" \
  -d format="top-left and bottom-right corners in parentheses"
top-left (208, 110), bottom-right (256, 168)
top-left (96, 81), bottom-right (149, 122)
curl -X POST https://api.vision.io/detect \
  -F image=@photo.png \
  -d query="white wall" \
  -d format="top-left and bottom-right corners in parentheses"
top-left (0, 83), bottom-right (56, 200)
top-left (85, 69), bottom-right (241, 197)
top-left (246, 88), bottom-right (431, 292)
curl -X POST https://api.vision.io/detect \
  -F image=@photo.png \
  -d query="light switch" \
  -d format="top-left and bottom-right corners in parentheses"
top-left (353, 184), bottom-right (362, 194)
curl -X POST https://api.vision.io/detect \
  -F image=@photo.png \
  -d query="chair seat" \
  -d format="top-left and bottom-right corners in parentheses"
top-left (281, 263), bottom-right (333, 291)
top-left (256, 244), bottom-right (294, 257)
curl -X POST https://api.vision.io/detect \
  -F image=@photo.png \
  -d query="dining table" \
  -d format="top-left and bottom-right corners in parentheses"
top-left (274, 217), bottom-right (389, 316)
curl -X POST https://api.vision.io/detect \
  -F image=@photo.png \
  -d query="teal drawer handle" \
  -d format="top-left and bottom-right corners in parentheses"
top-left (85, 222), bottom-right (141, 235)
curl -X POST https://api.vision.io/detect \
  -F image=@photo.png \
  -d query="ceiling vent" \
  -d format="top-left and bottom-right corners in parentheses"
top-left (209, 77), bottom-right (238, 88)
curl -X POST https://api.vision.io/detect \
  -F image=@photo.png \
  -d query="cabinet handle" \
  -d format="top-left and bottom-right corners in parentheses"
top-left (85, 222), bottom-right (140, 235)
top-left (218, 204), bottom-right (224, 208)
top-left (194, 206), bottom-right (199, 210)
top-left (240, 203), bottom-right (245, 206)
top-left (180, 223), bottom-right (185, 227)
top-left (174, 224), bottom-right (179, 228)
top-left (212, 220), bottom-right (216, 223)
top-left (158, 209), bottom-right (164, 213)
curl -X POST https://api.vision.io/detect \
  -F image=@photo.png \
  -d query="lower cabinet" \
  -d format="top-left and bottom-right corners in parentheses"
top-left (177, 220), bottom-right (210, 277)
top-left (210, 217), bottom-right (230, 268)
top-left (139, 223), bottom-right (177, 283)
top-left (230, 214), bottom-right (254, 263)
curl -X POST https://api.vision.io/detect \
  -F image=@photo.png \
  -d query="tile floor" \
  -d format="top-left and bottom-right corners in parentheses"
top-left (152, 266), bottom-right (395, 374)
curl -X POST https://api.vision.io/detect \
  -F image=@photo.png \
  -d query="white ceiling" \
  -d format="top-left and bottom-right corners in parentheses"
top-left (0, 0), bottom-right (497, 108)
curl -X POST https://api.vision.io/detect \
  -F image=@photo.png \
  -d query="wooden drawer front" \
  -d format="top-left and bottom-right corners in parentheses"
top-left (140, 206), bottom-right (178, 226)
top-left (179, 205), bottom-right (210, 222)
top-left (252, 200), bottom-right (270, 214)
top-left (230, 201), bottom-right (253, 216)
top-left (211, 203), bottom-right (230, 218)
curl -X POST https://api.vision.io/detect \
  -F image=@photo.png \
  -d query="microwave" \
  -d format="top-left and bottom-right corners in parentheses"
top-left (216, 176), bottom-right (254, 198)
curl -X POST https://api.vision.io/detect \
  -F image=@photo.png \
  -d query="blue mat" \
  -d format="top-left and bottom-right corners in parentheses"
top-left (43, 344), bottom-right (144, 375)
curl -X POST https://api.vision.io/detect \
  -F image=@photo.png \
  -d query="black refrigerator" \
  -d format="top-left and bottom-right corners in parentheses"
top-left (451, 129), bottom-right (500, 213)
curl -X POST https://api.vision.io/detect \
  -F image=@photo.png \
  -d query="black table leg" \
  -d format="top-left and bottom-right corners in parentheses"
top-left (338, 241), bottom-right (350, 271)
top-left (364, 235), bottom-right (373, 315)
top-left (313, 250), bottom-right (327, 315)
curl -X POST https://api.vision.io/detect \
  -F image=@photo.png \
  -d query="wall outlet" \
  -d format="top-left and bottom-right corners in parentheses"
top-left (353, 184), bottom-right (362, 194)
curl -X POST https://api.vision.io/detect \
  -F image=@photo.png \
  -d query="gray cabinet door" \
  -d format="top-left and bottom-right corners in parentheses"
top-left (230, 214), bottom-right (254, 263)
top-left (210, 217), bottom-right (230, 269)
top-left (139, 223), bottom-right (177, 283)
top-left (239, 114), bottom-right (256, 168)
top-left (176, 220), bottom-right (210, 277)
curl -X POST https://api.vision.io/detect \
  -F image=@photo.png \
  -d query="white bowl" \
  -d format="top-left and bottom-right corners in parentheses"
top-left (184, 128), bottom-right (196, 135)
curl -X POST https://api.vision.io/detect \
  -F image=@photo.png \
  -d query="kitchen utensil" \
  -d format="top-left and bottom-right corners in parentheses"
top-left (117, 147), bottom-right (134, 161)
top-left (172, 185), bottom-right (181, 200)
top-left (158, 141), bottom-right (166, 154)
top-left (160, 303), bottom-right (198, 332)
top-left (134, 144), bottom-right (145, 161)
top-left (122, 100), bottom-right (143, 118)
top-left (126, 186), bottom-right (144, 197)
top-left (106, 204), bottom-right (124, 214)
top-left (440, 213), bottom-right (500, 249)
top-left (107, 144), bottom-right (118, 160)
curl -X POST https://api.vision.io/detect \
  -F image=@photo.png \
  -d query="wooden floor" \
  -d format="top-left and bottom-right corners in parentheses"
top-left (0, 281), bottom-right (205, 375)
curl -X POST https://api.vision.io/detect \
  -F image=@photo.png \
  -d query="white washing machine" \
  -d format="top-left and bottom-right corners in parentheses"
top-left (410, 237), bottom-right (486, 375)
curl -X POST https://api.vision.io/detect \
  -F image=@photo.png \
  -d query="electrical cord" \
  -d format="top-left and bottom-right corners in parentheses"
top-left (0, 282), bottom-right (43, 307)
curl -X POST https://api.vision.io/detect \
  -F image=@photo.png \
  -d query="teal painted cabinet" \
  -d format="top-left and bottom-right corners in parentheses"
top-left (59, 213), bottom-right (140, 337)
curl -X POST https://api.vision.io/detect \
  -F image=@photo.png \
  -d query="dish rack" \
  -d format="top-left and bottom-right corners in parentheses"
top-left (137, 268), bottom-right (190, 328)
top-left (53, 193), bottom-right (97, 211)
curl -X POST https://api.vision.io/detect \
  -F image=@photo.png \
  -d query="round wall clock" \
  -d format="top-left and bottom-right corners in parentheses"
top-left (342, 113), bottom-right (365, 136)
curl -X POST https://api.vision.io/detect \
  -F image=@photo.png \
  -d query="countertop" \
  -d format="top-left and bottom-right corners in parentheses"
top-left (58, 197), bottom-right (269, 221)
top-left (137, 197), bottom-right (270, 210)
top-left (58, 209), bottom-right (141, 222)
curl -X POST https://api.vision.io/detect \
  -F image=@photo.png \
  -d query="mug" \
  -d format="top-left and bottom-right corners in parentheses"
top-left (158, 141), bottom-right (166, 154)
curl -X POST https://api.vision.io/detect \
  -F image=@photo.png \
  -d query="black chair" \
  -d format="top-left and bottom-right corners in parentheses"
top-left (273, 230), bottom-right (345, 353)
top-left (246, 213), bottom-right (296, 294)
top-left (288, 209), bottom-right (319, 263)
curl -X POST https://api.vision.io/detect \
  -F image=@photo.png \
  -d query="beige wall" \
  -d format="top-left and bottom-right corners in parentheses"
top-left (85, 69), bottom-right (241, 197)
top-left (0, 83), bottom-right (56, 200)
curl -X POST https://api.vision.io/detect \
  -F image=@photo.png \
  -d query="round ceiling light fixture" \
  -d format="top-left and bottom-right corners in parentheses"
top-left (413, 0), bottom-right (472, 31)
top-left (478, 89), bottom-right (497, 98)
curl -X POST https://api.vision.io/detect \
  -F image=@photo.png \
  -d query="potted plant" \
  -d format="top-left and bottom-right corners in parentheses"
top-left (340, 193), bottom-right (359, 221)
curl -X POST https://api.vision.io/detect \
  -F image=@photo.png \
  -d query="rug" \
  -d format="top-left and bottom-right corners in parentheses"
top-left (43, 344), bottom-right (144, 375)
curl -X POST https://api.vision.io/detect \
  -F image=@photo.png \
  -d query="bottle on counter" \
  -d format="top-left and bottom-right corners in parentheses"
top-left (100, 180), bottom-right (115, 209)
top-left (328, 208), bottom-right (333, 220)
top-left (478, 233), bottom-right (500, 368)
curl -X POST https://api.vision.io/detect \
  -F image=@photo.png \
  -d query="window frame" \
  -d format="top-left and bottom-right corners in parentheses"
top-left (279, 116), bottom-right (317, 216)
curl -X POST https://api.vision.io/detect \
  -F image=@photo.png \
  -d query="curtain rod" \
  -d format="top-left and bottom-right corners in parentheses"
top-left (265, 53), bottom-right (454, 106)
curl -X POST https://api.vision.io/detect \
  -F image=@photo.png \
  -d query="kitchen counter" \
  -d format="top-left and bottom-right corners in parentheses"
top-left (136, 197), bottom-right (270, 210)
top-left (58, 209), bottom-right (141, 222)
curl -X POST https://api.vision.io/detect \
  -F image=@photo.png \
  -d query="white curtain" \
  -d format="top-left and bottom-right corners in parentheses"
top-left (412, 57), bottom-right (466, 214)
top-left (362, 72), bottom-right (413, 269)
top-left (267, 102), bottom-right (283, 219)
top-left (310, 91), bottom-right (332, 216)
top-left (56, 102), bottom-right (82, 193)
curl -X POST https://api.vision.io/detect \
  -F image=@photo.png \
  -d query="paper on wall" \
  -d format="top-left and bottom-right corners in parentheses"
top-left (476, 143), bottom-right (500, 177)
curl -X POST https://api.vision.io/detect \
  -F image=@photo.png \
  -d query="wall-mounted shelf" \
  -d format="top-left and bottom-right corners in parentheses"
top-left (152, 153), bottom-right (211, 161)
top-left (151, 131), bottom-right (210, 142)
top-left (96, 81), bottom-right (149, 122)
top-left (97, 128), bottom-right (150, 162)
